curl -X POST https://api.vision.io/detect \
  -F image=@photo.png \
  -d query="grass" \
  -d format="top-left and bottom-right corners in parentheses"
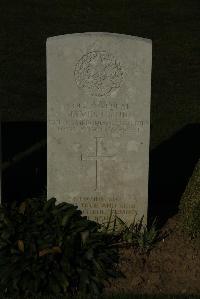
top-left (100, 210), bottom-right (160, 253)
top-left (0, 205), bottom-right (199, 298)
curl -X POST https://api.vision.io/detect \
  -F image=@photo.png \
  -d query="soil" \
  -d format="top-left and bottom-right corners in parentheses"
top-left (104, 214), bottom-right (200, 296)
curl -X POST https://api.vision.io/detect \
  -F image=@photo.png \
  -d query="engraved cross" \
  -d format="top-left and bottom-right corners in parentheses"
top-left (81, 137), bottom-right (115, 191)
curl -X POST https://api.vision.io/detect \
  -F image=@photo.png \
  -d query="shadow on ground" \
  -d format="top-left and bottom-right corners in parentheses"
top-left (148, 123), bottom-right (200, 227)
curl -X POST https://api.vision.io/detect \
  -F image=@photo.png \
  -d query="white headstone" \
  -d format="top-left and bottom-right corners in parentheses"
top-left (47, 32), bottom-right (152, 225)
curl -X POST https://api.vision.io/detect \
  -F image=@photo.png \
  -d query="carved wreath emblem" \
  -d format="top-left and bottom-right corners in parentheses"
top-left (74, 51), bottom-right (123, 96)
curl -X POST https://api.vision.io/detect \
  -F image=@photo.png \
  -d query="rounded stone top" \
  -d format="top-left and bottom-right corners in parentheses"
top-left (46, 32), bottom-right (152, 45)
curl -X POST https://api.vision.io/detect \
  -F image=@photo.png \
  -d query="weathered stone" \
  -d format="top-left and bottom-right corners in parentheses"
top-left (47, 32), bottom-right (152, 225)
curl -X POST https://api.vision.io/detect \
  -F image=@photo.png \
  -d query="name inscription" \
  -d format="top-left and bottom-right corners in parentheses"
top-left (49, 101), bottom-right (148, 136)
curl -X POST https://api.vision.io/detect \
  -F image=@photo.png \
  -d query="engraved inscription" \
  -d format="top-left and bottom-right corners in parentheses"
top-left (49, 100), bottom-right (149, 135)
top-left (74, 51), bottom-right (123, 96)
top-left (72, 194), bottom-right (137, 223)
top-left (49, 117), bottom-right (148, 136)
top-left (81, 137), bottom-right (116, 191)
top-left (47, 34), bottom-right (151, 226)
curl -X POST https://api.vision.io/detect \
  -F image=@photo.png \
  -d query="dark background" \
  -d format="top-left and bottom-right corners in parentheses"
top-left (1, 0), bottom-right (200, 224)
top-left (1, 0), bottom-right (200, 148)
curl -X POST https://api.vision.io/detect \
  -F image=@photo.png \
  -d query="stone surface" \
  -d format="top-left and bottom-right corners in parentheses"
top-left (47, 32), bottom-right (152, 224)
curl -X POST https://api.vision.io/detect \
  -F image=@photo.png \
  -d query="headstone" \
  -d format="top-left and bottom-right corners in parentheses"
top-left (47, 32), bottom-right (152, 225)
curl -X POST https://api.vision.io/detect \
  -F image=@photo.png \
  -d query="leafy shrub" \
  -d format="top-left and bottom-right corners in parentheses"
top-left (0, 197), bottom-right (122, 297)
